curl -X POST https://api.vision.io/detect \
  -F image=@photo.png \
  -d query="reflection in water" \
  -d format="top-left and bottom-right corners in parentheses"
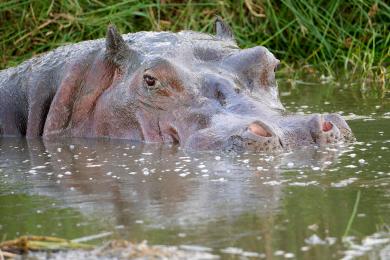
top-left (0, 82), bottom-right (389, 259)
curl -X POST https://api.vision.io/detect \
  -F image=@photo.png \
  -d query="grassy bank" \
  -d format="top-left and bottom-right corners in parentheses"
top-left (0, 0), bottom-right (388, 86)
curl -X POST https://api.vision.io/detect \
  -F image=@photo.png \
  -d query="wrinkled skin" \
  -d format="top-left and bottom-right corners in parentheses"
top-left (0, 19), bottom-right (353, 152)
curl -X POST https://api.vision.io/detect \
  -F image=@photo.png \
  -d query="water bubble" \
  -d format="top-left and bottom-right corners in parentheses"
top-left (32, 165), bottom-right (46, 169)
top-left (28, 169), bottom-right (38, 175)
top-left (305, 234), bottom-right (326, 245)
top-left (301, 246), bottom-right (310, 251)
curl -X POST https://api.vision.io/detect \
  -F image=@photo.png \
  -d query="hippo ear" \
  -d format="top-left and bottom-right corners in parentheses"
top-left (214, 16), bottom-right (235, 42)
top-left (105, 24), bottom-right (132, 69)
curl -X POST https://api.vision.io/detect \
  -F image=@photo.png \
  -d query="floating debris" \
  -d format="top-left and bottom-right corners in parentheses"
top-left (0, 236), bottom-right (93, 254)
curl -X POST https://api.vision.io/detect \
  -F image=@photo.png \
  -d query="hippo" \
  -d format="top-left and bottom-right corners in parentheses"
top-left (0, 18), bottom-right (353, 152)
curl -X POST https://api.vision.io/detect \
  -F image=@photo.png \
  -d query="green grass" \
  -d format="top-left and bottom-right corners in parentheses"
top-left (343, 190), bottom-right (361, 238)
top-left (0, 0), bottom-right (389, 88)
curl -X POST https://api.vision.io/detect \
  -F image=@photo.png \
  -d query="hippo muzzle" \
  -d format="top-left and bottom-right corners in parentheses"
top-left (185, 112), bottom-right (353, 152)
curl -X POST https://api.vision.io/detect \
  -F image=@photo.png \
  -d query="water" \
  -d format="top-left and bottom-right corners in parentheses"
top-left (0, 79), bottom-right (389, 259)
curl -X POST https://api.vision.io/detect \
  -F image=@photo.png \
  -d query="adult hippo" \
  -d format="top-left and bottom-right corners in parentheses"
top-left (0, 18), bottom-right (353, 152)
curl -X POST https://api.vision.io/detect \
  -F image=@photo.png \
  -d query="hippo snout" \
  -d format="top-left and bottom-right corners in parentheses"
top-left (185, 113), bottom-right (353, 152)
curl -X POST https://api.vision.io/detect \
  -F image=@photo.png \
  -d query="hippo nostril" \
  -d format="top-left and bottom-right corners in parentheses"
top-left (168, 127), bottom-right (180, 143)
top-left (322, 121), bottom-right (333, 132)
top-left (248, 122), bottom-right (272, 137)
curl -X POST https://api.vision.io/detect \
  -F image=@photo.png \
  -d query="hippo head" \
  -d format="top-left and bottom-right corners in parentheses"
top-left (44, 19), bottom-right (353, 152)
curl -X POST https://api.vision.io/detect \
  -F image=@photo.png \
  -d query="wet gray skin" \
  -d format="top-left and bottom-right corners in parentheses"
top-left (0, 18), bottom-right (353, 152)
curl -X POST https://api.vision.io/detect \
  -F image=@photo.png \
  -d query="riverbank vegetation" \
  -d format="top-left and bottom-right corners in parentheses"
top-left (0, 0), bottom-right (388, 88)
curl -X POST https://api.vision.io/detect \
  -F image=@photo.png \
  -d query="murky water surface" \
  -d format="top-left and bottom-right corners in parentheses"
top-left (0, 80), bottom-right (389, 259)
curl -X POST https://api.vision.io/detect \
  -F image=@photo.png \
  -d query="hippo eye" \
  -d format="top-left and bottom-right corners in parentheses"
top-left (215, 90), bottom-right (226, 106)
top-left (143, 74), bottom-right (156, 87)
